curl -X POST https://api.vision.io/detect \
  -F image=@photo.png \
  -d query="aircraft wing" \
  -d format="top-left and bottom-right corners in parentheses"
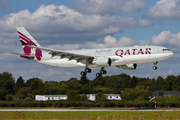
top-left (26, 45), bottom-right (94, 62)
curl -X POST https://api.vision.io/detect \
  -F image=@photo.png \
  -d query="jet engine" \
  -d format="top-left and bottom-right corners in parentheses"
top-left (92, 57), bottom-right (112, 67)
top-left (118, 64), bottom-right (137, 70)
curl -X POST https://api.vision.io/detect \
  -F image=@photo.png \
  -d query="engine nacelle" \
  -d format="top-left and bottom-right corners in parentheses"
top-left (92, 57), bottom-right (112, 67)
top-left (118, 64), bottom-right (137, 70)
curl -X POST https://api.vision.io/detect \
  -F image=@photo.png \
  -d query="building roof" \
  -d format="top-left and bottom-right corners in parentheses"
top-left (104, 94), bottom-right (120, 96)
top-left (36, 95), bottom-right (67, 97)
top-left (152, 91), bottom-right (180, 97)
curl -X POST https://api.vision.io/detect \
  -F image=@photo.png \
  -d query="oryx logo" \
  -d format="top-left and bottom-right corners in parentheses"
top-left (18, 31), bottom-right (42, 61)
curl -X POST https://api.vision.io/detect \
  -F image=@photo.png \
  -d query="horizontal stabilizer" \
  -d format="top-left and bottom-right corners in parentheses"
top-left (7, 52), bottom-right (35, 59)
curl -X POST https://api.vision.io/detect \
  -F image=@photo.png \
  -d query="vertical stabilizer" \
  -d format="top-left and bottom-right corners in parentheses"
top-left (16, 27), bottom-right (42, 61)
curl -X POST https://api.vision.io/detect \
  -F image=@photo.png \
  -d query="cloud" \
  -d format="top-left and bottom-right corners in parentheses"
top-left (151, 31), bottom-right (180, 47)
top-left (47, 35), bottom-right (150, 50)
top-left (0, 4), bottom-right (153, 45)
top-left (145, 0), bottom-right (180, 20)
top-left (47, 30), bottom-right (180, 51)
top-left (0, 0), bottom-right (11, 11)
top-left (72, 0), bottom-right (147, 15)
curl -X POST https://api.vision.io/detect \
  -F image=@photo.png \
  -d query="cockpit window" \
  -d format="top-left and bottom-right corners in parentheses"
top-left (162, 49), bottom-right (170, 51)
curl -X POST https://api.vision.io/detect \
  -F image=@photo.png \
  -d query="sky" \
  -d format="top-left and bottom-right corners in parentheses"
top-left (1, 0), bottom-right (180, 82)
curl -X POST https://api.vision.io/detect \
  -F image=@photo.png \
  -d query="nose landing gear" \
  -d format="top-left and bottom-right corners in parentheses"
top-left (153, 61), bottom-right (158, 70)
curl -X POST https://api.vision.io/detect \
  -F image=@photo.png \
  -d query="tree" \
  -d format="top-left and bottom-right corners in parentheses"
top-left (18, 87), bottom-right (30, 99)
top-left (23, 97), bottom-right (34, 102)
top-left (121, 88), bottom-right (151, 101)
top-left (26, 78), bottom-right (34, 87)
top-left (0, 89), bottom-right (8, 100)
top-left (29, 78), bottom-right (44, 94)
top-left (128, 76), bottom-right (138, 88)
top-left (0, 72), bottom-right (15, 86)
top-left (78, 84), bottom-right (92, 94)
top-left (67, 78), bottom-right (80, 90)
top-left (30, 80), bottom-right (39, 92)
top-left (6, 94), bottom-right (13, 101)
top-left (80, 76), bottom-right (89, 85)
top-left (164, 75), bottom-right (175, 91)
top-left (14, 76), bottom-right (25, 93)
top-left (152, 76), bottom-right (165, 91)
top-left (3, 81), bottom-right (14, 94)
top-left (172, 75), bottom-right (180, 91)
top-left (95, 93), bottom-right (107, 101)
top-left (91, 77), bottom-right (106, 87)
top-left (67, 90), bottom-right (78, 101)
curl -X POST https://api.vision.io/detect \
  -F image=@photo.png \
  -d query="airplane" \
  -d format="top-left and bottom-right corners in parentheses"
top-left (8, 27), bottom-right (174, 77)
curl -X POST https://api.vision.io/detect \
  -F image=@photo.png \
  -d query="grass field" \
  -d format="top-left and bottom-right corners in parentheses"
top-left (0, 111), bottom-right (180, 120)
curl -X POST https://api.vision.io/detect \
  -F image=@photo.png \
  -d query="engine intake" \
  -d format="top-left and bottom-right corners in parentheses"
top-left (92, 57), bottom-right (112, 67)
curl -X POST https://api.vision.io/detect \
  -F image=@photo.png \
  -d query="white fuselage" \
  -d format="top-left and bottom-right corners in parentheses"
top-left (36, 45), bottom-right (174, 68)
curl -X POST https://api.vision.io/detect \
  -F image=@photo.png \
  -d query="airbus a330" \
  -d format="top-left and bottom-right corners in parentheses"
top-left (9, 27), bottom-right (174, 77)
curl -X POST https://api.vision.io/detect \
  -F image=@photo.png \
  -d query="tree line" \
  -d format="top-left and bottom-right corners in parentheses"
top-left (0, 72), bottom-right (180, 101)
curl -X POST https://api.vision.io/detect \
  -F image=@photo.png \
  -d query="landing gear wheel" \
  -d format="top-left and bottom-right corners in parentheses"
top-left (101, 70), bottom-right (107, 74)
top-left (96, 73), bottom-right (102, 77)
top-left (154, 61), bottom-right (158, 65)
top-left (80, 71), bottom-right (87, 76)
top-left (85, 68), bottom-right (92, 73)
top-left (153, 66), bottom-right (157, 70)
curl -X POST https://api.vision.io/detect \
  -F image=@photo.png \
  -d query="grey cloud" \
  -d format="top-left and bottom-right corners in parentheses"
top-left (145, 0), bottom-right (180, 20)
top-left (0, 4), bottom-right (153, 45)
top-left (72, 0), bottom-right (147, 15)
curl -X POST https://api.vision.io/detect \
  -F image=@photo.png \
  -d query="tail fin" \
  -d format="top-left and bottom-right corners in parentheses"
top-left (17, 27), bottom-right (42, 61)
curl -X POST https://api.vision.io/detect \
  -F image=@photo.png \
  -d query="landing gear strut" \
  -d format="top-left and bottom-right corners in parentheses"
top-left (153, 61), bottom-right (158, 70)
top-left (96, 67), bottom-right (107, 77)
top-left (80, 59), bottom-right (92, 76)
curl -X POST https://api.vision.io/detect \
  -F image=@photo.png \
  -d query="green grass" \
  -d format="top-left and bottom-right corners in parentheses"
top-left (0, 111), bottom-right (180, 120)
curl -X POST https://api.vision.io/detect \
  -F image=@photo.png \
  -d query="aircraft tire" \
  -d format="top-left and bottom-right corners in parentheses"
top-left (101, 70), bottom-right (107, 74)
top-left (153, 66), bottom-right (157, 70)
top-left (85, 68), bottom-right (92, 73)
top-left (81, 71), bottom-right (87, 76)
top-left (96, 73), bottom-right (102, 77)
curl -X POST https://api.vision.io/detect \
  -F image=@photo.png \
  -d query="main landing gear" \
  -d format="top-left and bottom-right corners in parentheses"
top-left (153, 61), bottom-right (158, 70)
top-left (80, 68), bottom-right (92, 76)
top-left (80, 67), bottom-right (107, 77)
top-left (96, 67), bottom-right (107, 77)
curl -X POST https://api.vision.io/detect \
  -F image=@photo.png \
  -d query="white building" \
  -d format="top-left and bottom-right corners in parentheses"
top-left (87, 94), bottom-right (121, 101)
top-left (35, 95), bottom-right (67, 101)
top-left (105, 94), bottom-right (121, 100)
top-left (87, 94), bottom-right (97, 101)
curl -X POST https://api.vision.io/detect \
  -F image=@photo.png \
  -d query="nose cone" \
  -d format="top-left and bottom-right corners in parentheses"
top-left (170, 51), bottom-right (174, 57)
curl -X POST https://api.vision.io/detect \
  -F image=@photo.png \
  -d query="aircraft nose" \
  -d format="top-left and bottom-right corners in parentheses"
top-left (169, 51), bottom-right (174, 57)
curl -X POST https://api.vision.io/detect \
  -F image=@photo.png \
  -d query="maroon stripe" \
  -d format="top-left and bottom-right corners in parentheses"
top-left (18, 31), bottom-right (31, 42)
top-left (18, 31), bottom-right (37, 46)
